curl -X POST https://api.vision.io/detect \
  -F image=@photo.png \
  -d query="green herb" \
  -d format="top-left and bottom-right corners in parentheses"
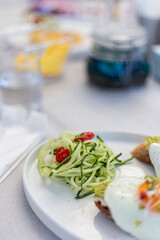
top-left (134, 220), bottom-right (141, 227)
top-left (96, 135), bottom-right (104, 142)
top-left (99, 161), bottom-right (107, 165)
top-left (145, 175), bottom-right (160, 182)
top-left (148, 180), bottom-right (157, 191)
top-left (53, 149), bottom-right (57, 155)
top-left (115, 153), bottom-right (122, 159)
top-left (75, 189), bottom-right (94, 199)
top-left (75, 134), bottom-right (88, 139)
top-left (106, 152), bottom-right (110, 158)
top-left (115, 156), bottom-right (133, 166)
top-left (110, 153), bottom-right (122, 163)
top-left (79, 143), bottom-right (97, 192)
top-left (90, 143), bottom-right (97, 152)
top-left (139, 204), bottom-right (145, 210)
top-left (91, 158), bottom-right (98, 168)
top-left (145, 175), bottom-right (154, 181)
top-left (157, 205), bottom-right (160, 211)
top-left (55, 155), bottom-right (71, 170)
top-left (80, 154), bottom-right (89, 189)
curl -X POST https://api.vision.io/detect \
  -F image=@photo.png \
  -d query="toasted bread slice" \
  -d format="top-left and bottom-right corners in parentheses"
top-left (95, 200), bottom-right (113, 220)
top-left (131, 141), bottom-right (151, 165)
top-left (131, 136), bottom-right (160, 165)
top-left (94, 181), bottom-right (113, 220)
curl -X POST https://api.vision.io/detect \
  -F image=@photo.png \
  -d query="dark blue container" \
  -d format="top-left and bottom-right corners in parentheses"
top-left (87, 24), bottom-right (149, 88)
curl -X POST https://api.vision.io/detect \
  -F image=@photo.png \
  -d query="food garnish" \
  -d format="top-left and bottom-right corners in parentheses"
top-left (74, 132), bottom-right (95, 142)
top-left (131, 136), bottom-right (160, 165)
top-left (38, 131), bottom-right (133, 198)
top-left (138, 176), bottom-right (160, 214)
top-left (134, 220), bottom-right (141, 227)
top-left (56, 147), bottom-right (70, 163)
top-left (146, 136), bottom-right (160, 146)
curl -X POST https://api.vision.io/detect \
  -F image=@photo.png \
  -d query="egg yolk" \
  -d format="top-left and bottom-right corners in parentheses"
top-left (138, 178), bottom-right (160, 213)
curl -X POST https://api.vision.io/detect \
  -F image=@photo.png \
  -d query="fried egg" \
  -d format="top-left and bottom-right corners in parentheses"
top-left (149, 143), bottom-right (160, 177)
top-left (104, 176), bottom-right (160, 240)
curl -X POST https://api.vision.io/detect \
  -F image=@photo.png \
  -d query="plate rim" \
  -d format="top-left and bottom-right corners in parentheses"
top-left (23, 130), bottom-right (149, 240)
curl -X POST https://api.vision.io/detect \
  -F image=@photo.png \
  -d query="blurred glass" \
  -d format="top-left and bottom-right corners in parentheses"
top-left (0, 24), bottom-right (73, 111)
top-left (1, 24), bottom-right (73, 79)
top-left (108, 0), bottom-right (138, 24)
top-left (151, 45), bottom-right (160, 82)
top-left (135, 0), bottom-right (160, 52)
top-left (0, 50), bottom-right (43, 111)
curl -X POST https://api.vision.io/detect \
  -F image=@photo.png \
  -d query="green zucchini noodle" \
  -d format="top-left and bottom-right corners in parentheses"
top-left (38, 131), bottom-right (133, 198)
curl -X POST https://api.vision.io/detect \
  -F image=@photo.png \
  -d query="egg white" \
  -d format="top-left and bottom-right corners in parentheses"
top-left (104, 176), bottom-right (160, 240)
top-left (149, 143), bottom-right (160, 177)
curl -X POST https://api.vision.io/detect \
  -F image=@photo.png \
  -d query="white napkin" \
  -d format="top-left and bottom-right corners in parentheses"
top-left (0, 105), bottom-right (47, 183)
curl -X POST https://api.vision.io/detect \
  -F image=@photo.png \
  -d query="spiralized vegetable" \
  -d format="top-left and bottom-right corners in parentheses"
top-left (38, 131), bottom-right (133, 198)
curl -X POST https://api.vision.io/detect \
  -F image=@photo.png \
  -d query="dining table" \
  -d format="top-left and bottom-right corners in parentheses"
top-left (1, 3), bottom-right (160, 240)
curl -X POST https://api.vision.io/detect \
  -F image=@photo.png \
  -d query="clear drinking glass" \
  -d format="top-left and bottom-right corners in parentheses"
top-left (1, 24), bottom-right (73, 80)
top-left (0, 24), bottom-right (73, 111)
top-left (0, 50), bottom-right (43, 111)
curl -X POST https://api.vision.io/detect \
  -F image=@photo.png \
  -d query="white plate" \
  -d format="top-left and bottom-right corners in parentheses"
top-left (23, 131), bottom-right (155, 240)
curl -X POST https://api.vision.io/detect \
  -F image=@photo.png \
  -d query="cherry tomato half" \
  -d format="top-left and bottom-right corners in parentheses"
top-left (74, 132), bottom-right (95, 142)
top-left (56, 147), bottom-right (70, 164)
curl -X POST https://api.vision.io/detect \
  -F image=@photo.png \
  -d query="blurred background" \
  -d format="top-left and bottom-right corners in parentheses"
top-left (0, 0), bottom-right (160, 133)
top-left (1, 0), bottom-right (160, 91)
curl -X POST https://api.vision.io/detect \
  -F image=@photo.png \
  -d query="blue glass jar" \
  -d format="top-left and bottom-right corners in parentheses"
top-left (87, 24), bottom-right (149, 88)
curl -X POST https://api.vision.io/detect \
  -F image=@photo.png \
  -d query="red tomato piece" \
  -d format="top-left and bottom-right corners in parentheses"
top-left (74, 136), bottom-right (87, 142)
top-left (81, 132), bottom-right (95, 140)
top-left (74, 132), bottom-right (95, 142)
top-left (56, 147), bottom-right (70, 163)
